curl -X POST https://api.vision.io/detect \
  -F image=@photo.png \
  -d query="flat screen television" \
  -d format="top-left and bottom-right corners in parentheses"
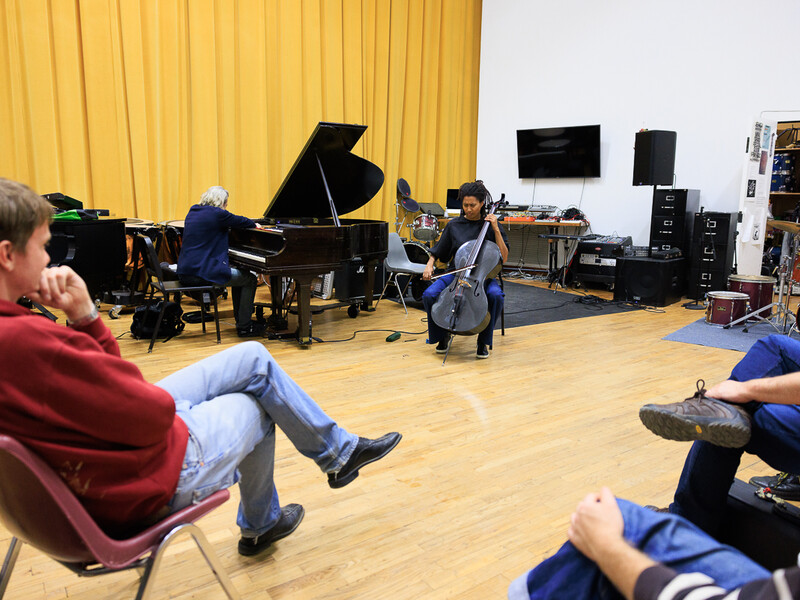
top-left (516, 124), bottom-right (601, 179)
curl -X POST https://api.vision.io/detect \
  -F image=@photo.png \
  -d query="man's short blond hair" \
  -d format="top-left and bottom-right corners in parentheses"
top-left (198, 186), bottom-right (229, 208)
top-left (0, 178), bottom-right (52, 250)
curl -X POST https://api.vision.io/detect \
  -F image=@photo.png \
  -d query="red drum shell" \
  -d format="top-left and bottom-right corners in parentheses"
top-left (412, 214), bottom-right (439, 242)
top-left (705, 291), bottom-right (749, 326)
top-left (728, 274), bottom-right (775, 320)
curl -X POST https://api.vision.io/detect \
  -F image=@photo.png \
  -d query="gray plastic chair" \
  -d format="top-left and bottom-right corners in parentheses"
top-left (376, 232), bottom-right (428, 314)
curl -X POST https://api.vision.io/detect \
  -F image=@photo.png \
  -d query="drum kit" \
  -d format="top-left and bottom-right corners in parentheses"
top-left (392, 179), bottom-right (445, 301)
top-left (704, 219), bottom-right (800, 334)
top-left (395, 178), bottom-right (440, 243)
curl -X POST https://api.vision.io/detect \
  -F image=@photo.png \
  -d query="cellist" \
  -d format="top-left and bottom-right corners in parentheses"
top-left (421, 180), bottom-right (509, 359)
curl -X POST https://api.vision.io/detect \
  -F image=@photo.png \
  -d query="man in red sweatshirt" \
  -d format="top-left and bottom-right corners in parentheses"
top-left (0, 178), bottom-right (401, 556)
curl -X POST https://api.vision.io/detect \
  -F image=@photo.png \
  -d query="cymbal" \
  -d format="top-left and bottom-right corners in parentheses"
top-left (397, 178), bottom-right (411, 198)
top-left (401, 197), bottom-right (419, 212)
top-left (767, 219), bottom-right (800, 234)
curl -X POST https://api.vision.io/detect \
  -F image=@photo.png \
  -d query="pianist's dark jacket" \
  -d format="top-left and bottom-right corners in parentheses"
top-left (177, 204), bottom-right (257, 284)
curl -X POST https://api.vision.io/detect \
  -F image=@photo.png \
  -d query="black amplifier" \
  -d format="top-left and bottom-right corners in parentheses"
top-left (577, 235), bottom-right (633, 258)
top-left (574, 236), bottom-right (633, 286)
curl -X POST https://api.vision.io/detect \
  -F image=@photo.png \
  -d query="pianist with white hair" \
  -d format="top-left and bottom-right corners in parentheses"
top-left (177, 185), bottom-right (266, 337)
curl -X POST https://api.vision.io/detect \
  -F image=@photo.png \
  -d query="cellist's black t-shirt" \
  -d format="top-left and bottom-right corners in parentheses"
top-left (430, 216), bottom-right (510, 268)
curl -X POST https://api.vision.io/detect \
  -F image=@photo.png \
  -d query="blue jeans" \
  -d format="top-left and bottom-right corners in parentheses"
top-left (508, 499), bottom-right (770, 600)
top-left (421, 274), bottom-right (504, 347)
top-left (181, 267), bottom-right (257, 328)
top-left (672, 334), bottom-right (800, 534)
top-left (155, 341), bottom-right (358, 537)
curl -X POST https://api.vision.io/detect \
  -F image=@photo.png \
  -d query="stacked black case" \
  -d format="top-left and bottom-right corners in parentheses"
top-left (687, 212), bottom-right (737, 301)
top-left (649, 189), bottom-right (699, 259)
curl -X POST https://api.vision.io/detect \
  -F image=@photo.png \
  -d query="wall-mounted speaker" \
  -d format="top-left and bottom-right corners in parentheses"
top-left (633, 130), bottom-right (677, 186)
top-left (613, 257), bottom-right (686, 307)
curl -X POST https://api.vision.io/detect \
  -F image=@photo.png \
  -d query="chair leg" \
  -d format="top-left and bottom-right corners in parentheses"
top-left (148, 298), bottom-right (169, 353)
top-left (394, 279), bottom-right (409, 315)
top-left (0, 538), bottom-right (22, 599)
top-left (375, 273), bottom-right (395, 310)
top-left (135, 523), bottom-right (239, 600)
top-left (499, 275), bottom-right (505, 336)
top-left (211, 291), bottom-right (221, 344)
top-left (199, 300), bottom-right (207, 334)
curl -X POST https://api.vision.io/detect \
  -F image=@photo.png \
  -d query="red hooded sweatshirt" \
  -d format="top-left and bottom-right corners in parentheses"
top-left (0, 300), bottom-right (188, 532)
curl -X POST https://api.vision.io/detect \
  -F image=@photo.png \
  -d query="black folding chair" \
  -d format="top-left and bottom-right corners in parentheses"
top-left (137, 235), bottom-right (223, 352)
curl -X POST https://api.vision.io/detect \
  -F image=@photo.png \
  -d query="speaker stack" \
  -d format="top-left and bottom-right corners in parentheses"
top-left (619, 130), bottom-right (687, 306)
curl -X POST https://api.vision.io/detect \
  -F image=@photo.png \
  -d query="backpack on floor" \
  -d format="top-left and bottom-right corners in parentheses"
top-left (130, 300), bottom-right (185, 341)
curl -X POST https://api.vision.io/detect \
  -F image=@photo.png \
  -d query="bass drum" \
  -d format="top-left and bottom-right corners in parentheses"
top-left (728, 274), bottom-right (775, 320)
top-left (403, 240), bottom-right (433, 301)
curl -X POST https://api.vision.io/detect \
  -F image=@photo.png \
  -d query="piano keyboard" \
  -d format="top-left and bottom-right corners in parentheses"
top-left (229, 248), bottom-right (269, 264)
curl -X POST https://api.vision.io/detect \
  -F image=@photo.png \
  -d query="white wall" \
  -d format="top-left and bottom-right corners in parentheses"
top-left (478, 0), bottom-right (800, 246)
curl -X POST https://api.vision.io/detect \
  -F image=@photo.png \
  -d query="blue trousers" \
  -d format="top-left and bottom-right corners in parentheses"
top-left (672, 334), bottom-right (800, 534)
top-left (421, 274), bottom-right (504, 347)
top-left (508, 499), bottom-right (770, 600)
top-left (155, 342), bottom-right (358, 537)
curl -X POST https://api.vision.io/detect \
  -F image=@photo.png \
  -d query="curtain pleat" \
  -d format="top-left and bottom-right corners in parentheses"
top-left (0, 0), bottom-right (481, 224)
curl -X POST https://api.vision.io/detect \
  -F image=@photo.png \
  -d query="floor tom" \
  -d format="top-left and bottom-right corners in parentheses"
top-left (705, 291), bottom-right (749, 327)
top-left (728, 274), bottom-right (776, 320)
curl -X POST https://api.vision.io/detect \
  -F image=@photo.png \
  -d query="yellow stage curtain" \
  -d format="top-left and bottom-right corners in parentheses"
top-left (0, 0), bottom-right (481, 224)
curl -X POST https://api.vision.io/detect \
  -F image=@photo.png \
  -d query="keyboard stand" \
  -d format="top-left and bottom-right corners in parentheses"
top-left (538, 232), bottom-right (596, 292)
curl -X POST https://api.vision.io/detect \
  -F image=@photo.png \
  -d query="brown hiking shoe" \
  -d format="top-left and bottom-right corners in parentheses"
top-left (639, 379), bottom-right (752, 448)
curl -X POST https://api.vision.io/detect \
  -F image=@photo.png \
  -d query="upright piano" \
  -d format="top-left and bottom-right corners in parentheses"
top-left (228, 121), bottom-right (388, 346)
top-left (44, 193), bottom-right (127, 302)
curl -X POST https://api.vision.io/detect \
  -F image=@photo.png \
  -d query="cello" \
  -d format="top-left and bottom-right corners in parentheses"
top-left (430, 194), bottom-right (507, 340)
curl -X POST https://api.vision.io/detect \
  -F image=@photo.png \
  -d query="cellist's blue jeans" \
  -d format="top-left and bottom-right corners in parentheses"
top-left (508, 499), bottom-right (770, 599)
top-left (422, 274), bottom-right (504, 348)
top-left (155, 342), bottom-right (358, 537)
top-left (671, 334), bottom-right (800, 534)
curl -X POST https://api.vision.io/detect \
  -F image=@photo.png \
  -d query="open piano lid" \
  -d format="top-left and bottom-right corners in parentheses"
top-left (264, 122), bottom-right (384, 220)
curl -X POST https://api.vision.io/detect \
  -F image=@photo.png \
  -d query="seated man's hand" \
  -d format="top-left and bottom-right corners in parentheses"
top-left (27, 266), bottom-right (95, 322)
top-left (706, 379), bottom-right (752, 404)
top-left (567, 486), bottom-right (625, 563)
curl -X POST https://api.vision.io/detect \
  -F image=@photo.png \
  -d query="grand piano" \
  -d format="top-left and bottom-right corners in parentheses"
top-left (228, 122), bottom-right (388, 346)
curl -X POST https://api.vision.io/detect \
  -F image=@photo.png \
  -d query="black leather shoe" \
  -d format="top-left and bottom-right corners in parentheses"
top-left (237, 321), bottom-right (266, 338)
top-left (476, 343), bottom-right (489, 359)
top-left (435, 336), bottom-right (452, 354)
top-left (328, 433), bottom-right (402, 489)
top-left (639, 379), bottom-right (752, 448)
top-left (237, 503), bottom-right (305, 556)
top-left (749, 472), bottom-right (800, 500)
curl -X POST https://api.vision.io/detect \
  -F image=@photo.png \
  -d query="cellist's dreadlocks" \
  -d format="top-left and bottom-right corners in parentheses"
top-left (457, 180), bottom-right (492, 218)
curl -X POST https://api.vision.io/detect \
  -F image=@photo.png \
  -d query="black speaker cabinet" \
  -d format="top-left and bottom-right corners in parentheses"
top-left (633, 130), bottom-right (677, 186)
top-left (333, 258), bottom-right (384, 301)
top-left (614, 257), bottom-right (686, 306)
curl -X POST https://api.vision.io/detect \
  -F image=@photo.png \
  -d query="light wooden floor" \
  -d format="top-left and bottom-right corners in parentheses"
top-left (1, 280), bottom-right (780, 599)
